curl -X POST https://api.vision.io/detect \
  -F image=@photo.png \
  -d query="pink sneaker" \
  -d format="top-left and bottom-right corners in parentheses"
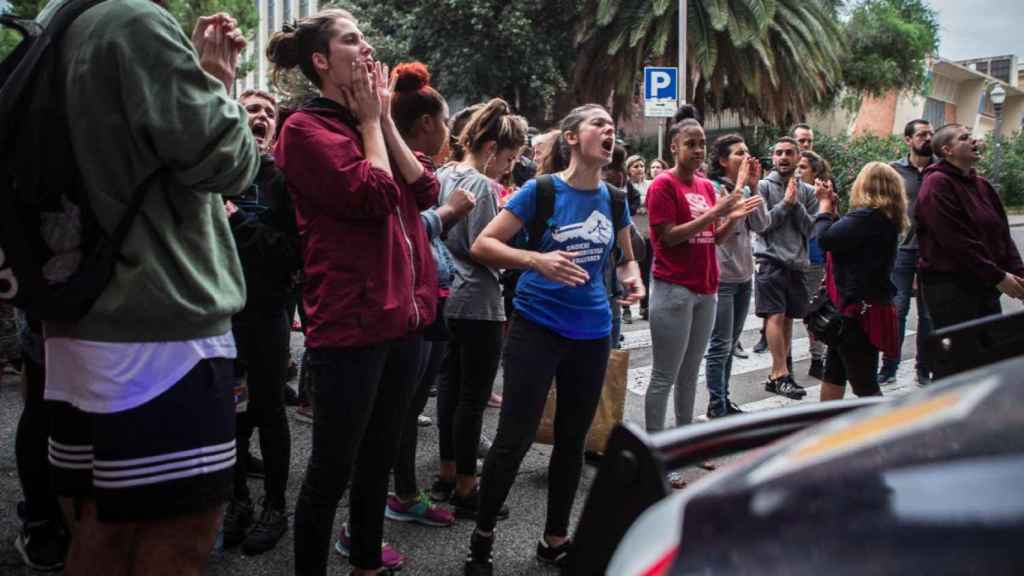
top-left (334, 523), bottom-right (403, 570)
top-left (385, 492), bottom-right (454, 527)
top-left (487, 392), bottom-right (503, 409)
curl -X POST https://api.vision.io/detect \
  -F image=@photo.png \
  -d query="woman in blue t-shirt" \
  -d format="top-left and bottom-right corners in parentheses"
top-left (461, 104), bottom-right (644, 573)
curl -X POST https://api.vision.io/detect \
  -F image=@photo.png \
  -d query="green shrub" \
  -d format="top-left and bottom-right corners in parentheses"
top-left (978, 130), bottom-right (1024, 208)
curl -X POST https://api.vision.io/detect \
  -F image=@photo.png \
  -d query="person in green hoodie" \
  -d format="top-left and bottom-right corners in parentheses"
top-left (36, 3), bottom-right (259, 575)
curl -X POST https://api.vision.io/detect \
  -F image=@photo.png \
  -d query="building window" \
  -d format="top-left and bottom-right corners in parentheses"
top-left (283, 0), bottom-right (291, 24)
top-left (300, 0), bottom-right (308, 16)
top-left (990, 58), bottom-right (1011, 83)
top-left (923, 98), bottom-right (945, 128)
top-left (267, 0), bottom-right (275, 34)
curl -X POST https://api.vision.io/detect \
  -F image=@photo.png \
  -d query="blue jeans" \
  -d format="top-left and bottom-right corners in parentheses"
top-left (882, 249), bottom-right (932, 376)
top-left (704, 280), bottom-right (752, 416)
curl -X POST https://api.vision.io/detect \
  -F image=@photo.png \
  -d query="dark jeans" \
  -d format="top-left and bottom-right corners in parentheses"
top-left (232, 310), bottom-right (292, 511)
top-left (438, 319), bottom-right (503, 476)
top-left (477, 315), bottom-right (609, 536)
top-left (393, 339), bottom-right (447, 498)
top-left (293, 335), bottom-right (422, 574)
top-left (16, 356), bottom-right (59, 524)
top-left (823, 321), bottom-right (882, 397)
top-left (882, 250), bottom-right (933, 376)
top-left (705, 280), bottom-right (752, 416)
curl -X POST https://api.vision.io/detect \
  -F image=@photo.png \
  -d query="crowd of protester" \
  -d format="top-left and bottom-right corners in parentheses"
top-left (3, 3), bottom-right (1024, 576)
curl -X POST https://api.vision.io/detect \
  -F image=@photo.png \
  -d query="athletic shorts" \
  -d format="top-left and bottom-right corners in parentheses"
top-left (755, 259), bottom-right (810, 319)
top-left (48, 358), bottom-right (236, 523)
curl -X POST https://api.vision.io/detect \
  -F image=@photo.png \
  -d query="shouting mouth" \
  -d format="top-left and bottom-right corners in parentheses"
top-left (601, 137), bottom-right (614, 155)
top-left (252, 121), bottom-right (269, 143)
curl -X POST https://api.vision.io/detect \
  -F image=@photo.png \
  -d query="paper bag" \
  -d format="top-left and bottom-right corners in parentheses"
top-left (534, 348), bottom-right (630, 454)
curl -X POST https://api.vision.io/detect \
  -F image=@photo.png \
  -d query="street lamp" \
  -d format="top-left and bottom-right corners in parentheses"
top-left (990, 84), bottom-right (1007, 186)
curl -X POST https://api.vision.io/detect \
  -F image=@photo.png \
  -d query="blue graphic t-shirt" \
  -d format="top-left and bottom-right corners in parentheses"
top-left (505, 176), bottom-right (631, 340)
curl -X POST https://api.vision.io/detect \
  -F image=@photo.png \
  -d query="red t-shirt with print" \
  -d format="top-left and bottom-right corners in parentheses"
top-left (646, 171), bottom-right (720, 294)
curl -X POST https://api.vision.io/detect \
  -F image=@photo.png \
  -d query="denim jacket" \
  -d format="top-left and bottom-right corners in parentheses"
top-left (421, 209), bottom-right (455, 290)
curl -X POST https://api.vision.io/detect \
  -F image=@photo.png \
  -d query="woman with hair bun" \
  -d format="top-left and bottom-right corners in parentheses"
top-left (432, 98), bottom-right (527, 520)
top-left (384, 62), bottom-right (477, 530)
top-left (268, 10), bottom-right (439, 575)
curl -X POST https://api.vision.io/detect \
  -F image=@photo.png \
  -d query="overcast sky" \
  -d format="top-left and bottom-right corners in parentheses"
top-left (928, 0), bottom-right (1024, 61)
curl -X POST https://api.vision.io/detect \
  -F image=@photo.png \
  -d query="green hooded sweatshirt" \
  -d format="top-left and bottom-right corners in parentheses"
top-left (39, 0), bottom-right (259, 342)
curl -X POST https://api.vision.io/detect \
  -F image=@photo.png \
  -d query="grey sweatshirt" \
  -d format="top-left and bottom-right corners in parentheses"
top-left (712, 181), bottom-right (771, 283)
top-left (437, 164), bottom-right (506, 322)
top-left (753, 171), bottom-right (818, 271)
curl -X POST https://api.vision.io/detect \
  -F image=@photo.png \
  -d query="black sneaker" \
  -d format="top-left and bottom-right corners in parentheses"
top-left (753, 331), bottom-right (768, 354)
top-left (808, 358), bottom-right (825, 380)
top-left (451, 486), bottom-right (509, 521)
top-left (765, 375), bottom-right (806, 400)
top-left (283, 384), bottom-right (300, 406)
top-left (429, 476), bottom-right (455, 502)
top-left (247, 454), bottom-right (266, 479)
top-left (726, 401), bottom-right (745, 415)
top-left (222, 498), bottom-right (254, 548)
top-left (537, 538), bottom-right (574, 567)
top-left (14, 517), bottom-right (66, 572)
top-left (242, 505), bottom-right (287, 555)
top-left (464, 530), bottom-right (495, 576)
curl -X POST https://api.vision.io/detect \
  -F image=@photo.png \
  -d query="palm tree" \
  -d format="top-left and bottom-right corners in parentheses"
top-left (570, 0), bottom-right (845, 125)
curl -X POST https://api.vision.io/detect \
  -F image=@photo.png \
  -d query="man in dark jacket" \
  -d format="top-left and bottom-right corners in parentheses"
top-left (222, 89), bottom-right (300, 555)
top-left (879, 119), bottom-right (936, 385)
top-left (915, 123), bottom-right (1024, 364)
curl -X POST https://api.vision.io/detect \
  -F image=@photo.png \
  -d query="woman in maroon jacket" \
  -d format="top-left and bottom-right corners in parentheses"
top-left (268, 9), bottom-right (438, 575)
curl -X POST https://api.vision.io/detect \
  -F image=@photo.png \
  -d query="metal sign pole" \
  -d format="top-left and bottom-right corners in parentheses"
top-left (679, 0), bottom-right (688, 106)
top-left (658, 120), bottom-right (664, 162)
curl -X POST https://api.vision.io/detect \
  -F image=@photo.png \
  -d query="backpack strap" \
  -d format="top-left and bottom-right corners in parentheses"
top-left (528, 175), bottom-right (557, 252)
top-left (606, 182), bottom-right (626, 233)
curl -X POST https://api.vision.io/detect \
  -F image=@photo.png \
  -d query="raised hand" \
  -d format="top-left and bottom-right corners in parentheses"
top-left (376, 61), bottom-right (393, 121)
top-left (446, 187), bottom-right (477, 219)
top-left (193, 13), bottom-right (246, 90)
top-left (715, 188), bottom-right (743, 217)
top-left (784, 175), bottom-right (798, 205)
top-left (747, 156), bottom-right (763, 187)
top-left (340, 60), bottom-right (382, 125)
top-left (728, 195), bottom-right (763, 221)
top-left (531, 251), bottom-right (589, 286)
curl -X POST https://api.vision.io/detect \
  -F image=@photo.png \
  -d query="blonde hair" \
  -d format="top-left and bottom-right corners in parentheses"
top-left (459, 98), bottom-right (528, 156)
top-left (849, 162), bottom-right (909, 234)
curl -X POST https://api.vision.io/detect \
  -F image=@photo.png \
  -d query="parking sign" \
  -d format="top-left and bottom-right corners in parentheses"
top-left (644, 67), bottom-right (678, 118)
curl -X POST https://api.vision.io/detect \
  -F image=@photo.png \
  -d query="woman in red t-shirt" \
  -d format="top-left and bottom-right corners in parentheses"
top-left (644, 119), bottom-right (742, 485)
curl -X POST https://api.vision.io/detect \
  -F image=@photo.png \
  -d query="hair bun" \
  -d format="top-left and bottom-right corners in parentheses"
top-left (267, 30), bottom-right (301, 68)
top-left (392, 62), bottom-right (431, 93)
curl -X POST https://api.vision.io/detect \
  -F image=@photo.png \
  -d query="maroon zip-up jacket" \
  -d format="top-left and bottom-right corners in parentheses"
top-left (915, 160), bottom-right (1024, 288)
top-left (274, 98), bottom-right (438, 348)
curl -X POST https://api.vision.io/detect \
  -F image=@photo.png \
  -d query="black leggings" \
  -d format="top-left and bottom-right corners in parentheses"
top-left (232, 310), bottom-right (292, 510)
top-left (438, 319), bottom-right (503, 476)
top-left (17, 356), bottom-right (60, 524)
top-left (293, 335), bottom-right (422, 573)
top-left (393, 338), bottom-right (447, 498)
top-left (477, 315), bottom-right (609, 536)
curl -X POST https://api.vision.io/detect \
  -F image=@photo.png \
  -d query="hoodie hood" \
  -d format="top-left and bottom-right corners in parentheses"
top-left (924, 159), bottom-right (977, 183)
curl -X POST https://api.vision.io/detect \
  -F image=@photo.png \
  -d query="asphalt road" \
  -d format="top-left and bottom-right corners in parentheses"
top-left (1, 225), bottom-right (1021, 575)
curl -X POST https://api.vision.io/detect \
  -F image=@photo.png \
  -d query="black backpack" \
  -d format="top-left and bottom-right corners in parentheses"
top-left (0, 0), bottom-right (151, 321)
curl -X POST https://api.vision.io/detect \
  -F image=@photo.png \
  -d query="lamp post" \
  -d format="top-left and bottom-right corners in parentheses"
top-left (990, 84), bottom-right (1007, 186)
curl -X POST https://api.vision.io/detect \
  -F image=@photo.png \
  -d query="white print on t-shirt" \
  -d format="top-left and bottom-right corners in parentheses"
top-left (551, 210), bottom-right (613, 246)
top-left (552, 210), bottom-right (614, 265)
top-left (686, 193), bottom-right (715, 245)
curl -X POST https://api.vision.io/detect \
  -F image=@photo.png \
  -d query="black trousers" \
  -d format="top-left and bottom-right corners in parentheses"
top-left (922, 279), bottom-right (1002, 332)
top-left (293, 335), bottom-right (422, 574)
top-left (232, 309), bottom-right (292, 511)
top-left (393, 338), bottom-right (447, 497)
top-left (477, 315), bottom-right (609, 537)
top-left (17, 356), bottom-right (60, 524)
top-left (438, 319), bottom-right (503, 476)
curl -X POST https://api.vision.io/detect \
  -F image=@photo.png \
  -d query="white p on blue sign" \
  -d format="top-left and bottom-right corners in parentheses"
top-left (643, 67), bottom-right (678, 118)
